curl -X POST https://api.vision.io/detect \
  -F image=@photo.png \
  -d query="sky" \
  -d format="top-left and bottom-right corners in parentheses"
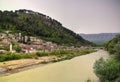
top-left (0, 0), bottom-right (120, 34)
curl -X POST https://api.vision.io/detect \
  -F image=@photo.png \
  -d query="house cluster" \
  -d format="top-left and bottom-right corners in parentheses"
top-left (19, 41), bottom-right (59, 53)
top-left (0, 31), bottom-right (60, 53)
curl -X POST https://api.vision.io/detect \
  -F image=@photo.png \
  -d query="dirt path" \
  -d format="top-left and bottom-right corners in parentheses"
top-left (0, 50), bottom-right (109, 82)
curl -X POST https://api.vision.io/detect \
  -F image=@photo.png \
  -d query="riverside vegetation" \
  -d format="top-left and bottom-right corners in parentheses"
top-left (0, 49), bottom-right (96, 62)
top-left (93, 34), bottom-right (120, 82)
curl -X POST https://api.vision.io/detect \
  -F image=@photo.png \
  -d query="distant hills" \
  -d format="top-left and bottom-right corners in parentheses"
top-left (80, 33), bottom-right (120, 44)
top-left (0, 9), bottom-right (92, 46)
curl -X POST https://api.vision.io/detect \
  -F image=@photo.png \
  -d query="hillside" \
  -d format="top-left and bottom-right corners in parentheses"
top-left (0, 9), bottom-right (91, 46)
top-left (105, 34), bottom-right (120, 54)
top-left (80, 33), bottom-right (119, 44)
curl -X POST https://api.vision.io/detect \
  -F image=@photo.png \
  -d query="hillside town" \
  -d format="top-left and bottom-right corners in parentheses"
top-left (0, 31), bottom-right (60, 54)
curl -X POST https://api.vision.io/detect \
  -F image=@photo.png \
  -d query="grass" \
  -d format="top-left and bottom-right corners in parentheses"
top-left (0, 49), bottom-right (96, 62)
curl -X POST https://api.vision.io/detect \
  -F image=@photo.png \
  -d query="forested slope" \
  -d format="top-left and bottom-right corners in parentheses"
top-left (0, 9), bottom-right (91, 46)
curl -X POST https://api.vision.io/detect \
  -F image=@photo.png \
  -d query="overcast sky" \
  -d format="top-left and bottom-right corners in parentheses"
top-left (0, 0), bottom-right (120, 34)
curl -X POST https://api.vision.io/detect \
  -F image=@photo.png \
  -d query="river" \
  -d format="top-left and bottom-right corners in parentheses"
top-left (0, 50), bottom-right (109, 82)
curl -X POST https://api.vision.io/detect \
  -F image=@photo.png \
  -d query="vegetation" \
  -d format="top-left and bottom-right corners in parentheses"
top-left (10, 41), bottom-right (22, 52)
top-left (94, 58), bottom-right (120, 82)
top-left (86, 79), bottom-right (91, 82)
top-left (0, 9), bottom-right (92, 46)
top-left (105, 34), bottom-right (120, 60)
top-left (0, 46), bottom-right (9, 51)
top-left (114, 43), bottom-right (120, 60)
top-left (105, 35), bottom-right (120, 55)
top-left (0, 53), bottom-right (21, 62)
top-left (0, 49), bottom-right (96, 62)
top-left (94, 35), bottom-right (120, 82)
top-left (13, 44), bottom-right (22, 53)
top-left (0, 52), bottom-right (37, 62)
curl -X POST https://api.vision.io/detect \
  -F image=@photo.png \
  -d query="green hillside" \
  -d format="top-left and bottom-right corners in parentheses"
top-left (105, 34), bottom-right (120, 54)
top-left (0, 9), bottom-right (91, 46)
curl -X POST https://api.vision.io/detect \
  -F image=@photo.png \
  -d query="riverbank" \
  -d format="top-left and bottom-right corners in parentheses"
top-left (0, 50), bottom-right (109, 82)
top-left (0, 49), bottom-right (96, 76)
top-left (0, 57), bottom-right (54, 76)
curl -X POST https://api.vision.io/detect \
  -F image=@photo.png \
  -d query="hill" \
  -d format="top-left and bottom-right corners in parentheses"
top-left (80, 33), bottom-right (119, 44)
top-left (0, 9), bottom-right (91, 47)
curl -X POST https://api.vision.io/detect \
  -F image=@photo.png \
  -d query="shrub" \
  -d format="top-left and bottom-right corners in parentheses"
top-left (0, 53), bottom-right (39, 62)
top-left (0, 46), bottom-right (9, 51)
top-left (105, 35), bottom-right (120, 55)
top-left (114, 43), bottom-right (120, 60)
top-left (14, 45), bottom-right (22, 52)
top-left (94, 58), bottom-right (120, 82)
top-left (0, 53), bottom-right (21, 62)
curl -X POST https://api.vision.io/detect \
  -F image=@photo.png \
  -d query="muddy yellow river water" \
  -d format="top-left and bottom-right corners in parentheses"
top-left (0, 50), bottom-right (109, 82)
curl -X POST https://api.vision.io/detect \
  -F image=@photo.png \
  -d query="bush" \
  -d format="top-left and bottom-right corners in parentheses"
top-left (14, 45), bottom-right (22, 52)
top-left (95, 35), bottom-right (120, 82)
top-left (0, 53), bottom-right (21, 62)
top-left (114, 43), bottom-right (120, 60)
top-left (105, 35), bottom-right (120, 55)
top-left (93, 58), bottom-right (120, 82)
top-left (0, 46), bottom-right (9, 51)
top-left (0, 53), bottom-right (37, 62)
